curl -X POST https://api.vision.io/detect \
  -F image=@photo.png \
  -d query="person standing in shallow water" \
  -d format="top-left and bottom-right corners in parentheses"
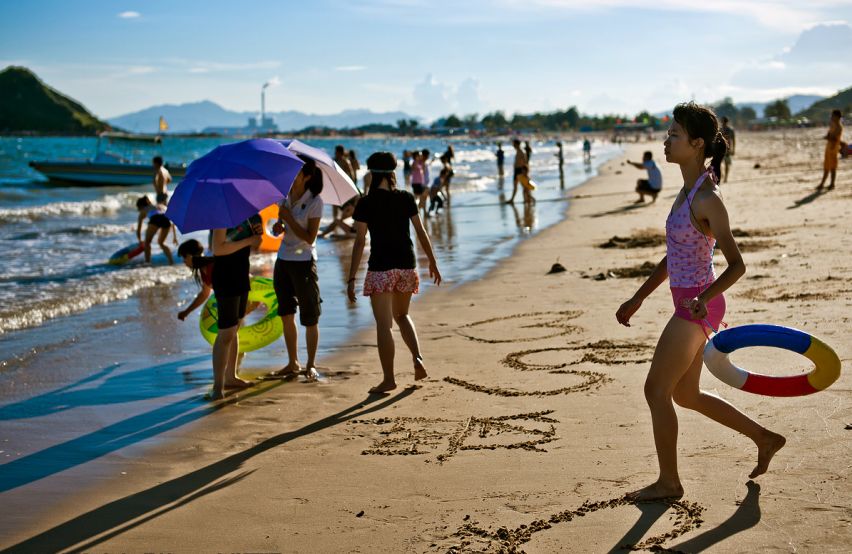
top-left (615, 102), bottom-right (785, 501)
top-left (346, 152), bottom-right (442, 393)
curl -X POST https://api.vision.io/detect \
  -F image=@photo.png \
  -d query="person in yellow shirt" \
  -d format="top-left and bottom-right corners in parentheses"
top-left (817, 109), bottom-right (843, 191)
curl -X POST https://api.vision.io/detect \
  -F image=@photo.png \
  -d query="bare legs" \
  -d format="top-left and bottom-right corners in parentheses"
top-left (278, 314), bottom-right (319, 380)
top-left (143, 225), bottom-right (173, 264)
top-left (817, 169), bottom-right (836, 190)
top-left (210, 323), bottom-right (250, 400)
top-left (629, 316), bottom-right (786, 500)
top-left (368, 291), bottom-right (426, 393)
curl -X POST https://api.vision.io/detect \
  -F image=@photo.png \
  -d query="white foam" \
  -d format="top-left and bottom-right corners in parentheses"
top-left (0, 191), bottom-right (141, 224)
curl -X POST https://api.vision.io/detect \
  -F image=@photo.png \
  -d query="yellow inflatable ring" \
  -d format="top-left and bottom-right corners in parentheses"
top-left (199, 276), bottom-right (283, 353)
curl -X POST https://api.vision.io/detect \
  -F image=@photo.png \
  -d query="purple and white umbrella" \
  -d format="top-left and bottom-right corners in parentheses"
top-left (166, 139), bottom-right (304, 233)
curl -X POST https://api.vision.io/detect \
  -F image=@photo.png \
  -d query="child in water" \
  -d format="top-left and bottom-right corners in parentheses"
top-left (135, 195), bottom-right (176, 264)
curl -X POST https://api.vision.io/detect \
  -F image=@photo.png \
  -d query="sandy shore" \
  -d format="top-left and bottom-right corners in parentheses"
top-left (3, 130), bottom-right (851, 553)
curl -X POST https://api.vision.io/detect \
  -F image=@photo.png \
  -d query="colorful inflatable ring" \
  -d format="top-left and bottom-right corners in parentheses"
top-left (703, 324), bottom-right (841, 397)
top-left (108, 242), bottom-right (145, 265)
top-left (199, 276), bottom-right (283, 353)
top-left (258, 203), bottom-right (283, 253)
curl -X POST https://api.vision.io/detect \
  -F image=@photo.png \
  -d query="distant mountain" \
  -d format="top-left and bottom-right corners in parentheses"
top-left (0, 66), bottom-right (111, 135)
top-left (737, 94), bottom-right (824, 118)
top-left (109, 101), bottom-right (418, 133)
top-left (796, 86), bottom-right (852, 122)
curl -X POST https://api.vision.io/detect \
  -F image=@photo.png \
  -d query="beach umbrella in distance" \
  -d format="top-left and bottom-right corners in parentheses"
top-left (279, 139), bottom-right (360, 205)
top-left (166, 139), bottom-right (305, 233)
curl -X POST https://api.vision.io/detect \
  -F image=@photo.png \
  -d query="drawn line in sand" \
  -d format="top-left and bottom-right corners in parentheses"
top-left (446, 495), bottom-right (705, 553)
top-left (443, 340), bottom-right (653, 397)
top-left (456, 310), bottom-right (582, 344)
top-left (350, 411), bottom-right (559, 464)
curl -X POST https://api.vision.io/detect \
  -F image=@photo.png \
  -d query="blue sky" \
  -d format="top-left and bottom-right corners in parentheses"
top-left (2, 0), bottom-right (852, 119)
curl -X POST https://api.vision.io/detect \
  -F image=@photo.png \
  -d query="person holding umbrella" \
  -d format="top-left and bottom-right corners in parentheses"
top-left (346, 151), bottom-right (442, 393)
top-left (165, 138), bottom-right (306, 400)
top-left (269, 157), bottom-right (325, 381)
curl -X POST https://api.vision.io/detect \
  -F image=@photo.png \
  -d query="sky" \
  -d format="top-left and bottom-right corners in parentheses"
top-left (2, 0), bottom-right (852, 120)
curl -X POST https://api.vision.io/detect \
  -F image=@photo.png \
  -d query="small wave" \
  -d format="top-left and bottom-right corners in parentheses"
top-left (0, 265), bottom-right (188, 334)
top-left (0, 192), bottom-right (140, 225)
top-left (6, 223), bottom-right (130, 241)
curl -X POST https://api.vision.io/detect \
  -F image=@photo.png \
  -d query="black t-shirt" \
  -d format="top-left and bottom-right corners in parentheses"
top-left (212, 246), bottom-right (250, 297)
top-left (353, 188), bottom-right (418, 271)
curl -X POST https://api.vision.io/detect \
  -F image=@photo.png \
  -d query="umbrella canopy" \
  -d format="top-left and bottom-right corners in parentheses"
top-left (279, 139), bottom-right (360, 206)
top-left (166, 139), bottom-right (304, 233)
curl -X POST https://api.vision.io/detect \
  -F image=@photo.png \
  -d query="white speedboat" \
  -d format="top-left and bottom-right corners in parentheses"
top-left (28, 132), bottom-right (186, 186)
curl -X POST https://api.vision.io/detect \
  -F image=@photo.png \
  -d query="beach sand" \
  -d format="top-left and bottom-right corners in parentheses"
top-left (3, 130), bottom-right (851, 552)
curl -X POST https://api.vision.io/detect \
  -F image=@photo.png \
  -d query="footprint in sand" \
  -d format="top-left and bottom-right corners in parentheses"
top-left (350, 411), bottom-right (559, 464)
top-left (444, 495), bottom-right (706, 553)
top-left (455, 310), bottom-right (582, 344)
top-left (443, 340), bottom-right (653, 397)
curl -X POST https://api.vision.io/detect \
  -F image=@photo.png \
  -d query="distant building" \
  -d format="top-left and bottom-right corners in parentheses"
top-left (203, 114), bottom-right (279, 136)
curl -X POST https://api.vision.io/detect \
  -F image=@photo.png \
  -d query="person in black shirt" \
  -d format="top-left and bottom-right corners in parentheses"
top-left (347, 151), bottom-right (442, 393)
top-left (208, 221), bottom-right (262, 400)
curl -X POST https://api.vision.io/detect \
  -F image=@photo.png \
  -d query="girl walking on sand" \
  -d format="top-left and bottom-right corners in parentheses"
top-left (346, 152), bottom-right (442, 393)
top-left (616, 102), bottom-right (785, 500)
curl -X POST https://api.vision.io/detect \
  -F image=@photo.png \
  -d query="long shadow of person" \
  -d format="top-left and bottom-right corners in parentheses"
top-left (3, 389), bottom-right (414, 553)
top-left (666, 480), bottom-right (761, 552)
top-left (788, 189), bottom-right (825, 209)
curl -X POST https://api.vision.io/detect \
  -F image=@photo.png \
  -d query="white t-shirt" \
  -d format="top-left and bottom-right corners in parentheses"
top-left (643, 160), bottom-right (663, 191)
top-left (277, 191), bottom-right (324, 261)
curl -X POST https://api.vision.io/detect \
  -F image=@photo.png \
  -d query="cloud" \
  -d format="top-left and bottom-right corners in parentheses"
top-left (730, 23), bottom-right (852, 95)
top-left (335, 65), bottom-right (367, 72)
top-left (265, 76), bottom-right (281, 87)
top-left (186, 60), bottom-right (281, 74)
top-left (401, 74), bottom-right (487, 119)
top-left (118, 11), bottom-right (140, 19)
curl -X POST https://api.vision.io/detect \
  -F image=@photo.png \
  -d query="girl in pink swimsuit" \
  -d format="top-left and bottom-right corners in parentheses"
top-left (616, 102), bottom-right (786, 501)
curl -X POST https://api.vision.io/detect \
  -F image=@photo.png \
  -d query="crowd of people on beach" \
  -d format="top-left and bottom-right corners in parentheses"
top-left (124, 105), bottom-right (847, 496)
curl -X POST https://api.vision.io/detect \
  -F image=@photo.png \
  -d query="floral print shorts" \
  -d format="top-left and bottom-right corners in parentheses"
top-left (363, 268), bottom-right (420, 296)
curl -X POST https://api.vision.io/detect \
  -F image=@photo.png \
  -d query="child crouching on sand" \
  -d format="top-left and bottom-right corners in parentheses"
top-left (615, 102), bottom-right (785, 501)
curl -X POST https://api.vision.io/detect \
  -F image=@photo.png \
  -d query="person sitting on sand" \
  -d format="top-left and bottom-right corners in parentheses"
top-left (616, 102), bottom-right (785, 501)
top-left (269, 157), bottom-right (325, 382)
top-left (176, 239), bottom-right (213, 321)
top-left (135, 195), bottom-right (176, 264)
top-left (152, 156), bottom-right (172, 204)
top-left (346, 151), bottom-right (442, 393)
top-left (817, 109), bottom-right (844, 192)
top-left (627, 151), bottom-right (663, 203)
top-left (207, 218), bottom-right (262, 399)
top-left (320, 195), bottom-right (359, 238)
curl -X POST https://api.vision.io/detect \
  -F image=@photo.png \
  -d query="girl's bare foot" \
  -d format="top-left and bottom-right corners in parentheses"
top-left (269, 362), bottom-right (301, 378)
top-left (414, 356), bottom-right (428, 381)
top-left (626, 481), bottom-right (684, 502)
top-left (369, 380), bottom-right (397, 394)
top-left (304, 366), bottom-right (321, 382)
top-left (206, 389), bottom-right (225, 401)
top-left (750, 430), bottom-right (786, 479)
top-left (224, 378), bottom-right (253, 389)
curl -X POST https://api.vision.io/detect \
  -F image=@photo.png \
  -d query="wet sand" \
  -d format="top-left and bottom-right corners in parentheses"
top-left (2, 130), bottom-right (851, 552)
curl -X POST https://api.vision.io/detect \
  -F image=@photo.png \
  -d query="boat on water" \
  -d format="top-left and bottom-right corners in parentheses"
top-left (28, 132), bottom-right (187, 186)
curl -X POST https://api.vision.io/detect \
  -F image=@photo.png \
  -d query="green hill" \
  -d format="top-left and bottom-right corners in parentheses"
top-left (0, 66), bottom-right (111, 135)
top-left (796, 86), bottom-right (852, 122)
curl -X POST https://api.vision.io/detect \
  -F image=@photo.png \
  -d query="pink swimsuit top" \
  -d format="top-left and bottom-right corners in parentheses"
top-left (666, 171), bottom-right (716, 288)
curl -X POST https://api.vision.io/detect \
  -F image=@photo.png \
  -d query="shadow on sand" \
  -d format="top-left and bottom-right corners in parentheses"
top-left (608, 480), bottom-right (761, 553)
top-left (788, 188), bottom-right (826, 209)
top-left (0, 356), bottom-right (230, 494)
top-left (3, 389), bottom-right (413, 552)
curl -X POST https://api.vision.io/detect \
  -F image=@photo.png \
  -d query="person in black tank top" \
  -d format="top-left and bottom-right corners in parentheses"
top-left (207, 222), bottom-right (262, 400)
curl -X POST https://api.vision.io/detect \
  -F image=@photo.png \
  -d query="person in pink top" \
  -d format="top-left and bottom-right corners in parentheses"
top-left (616, 102), bottom-right (785, 501)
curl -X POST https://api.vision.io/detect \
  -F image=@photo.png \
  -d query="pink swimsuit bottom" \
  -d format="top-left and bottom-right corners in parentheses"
top-left (670, 286), bottom-right (725, 335)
